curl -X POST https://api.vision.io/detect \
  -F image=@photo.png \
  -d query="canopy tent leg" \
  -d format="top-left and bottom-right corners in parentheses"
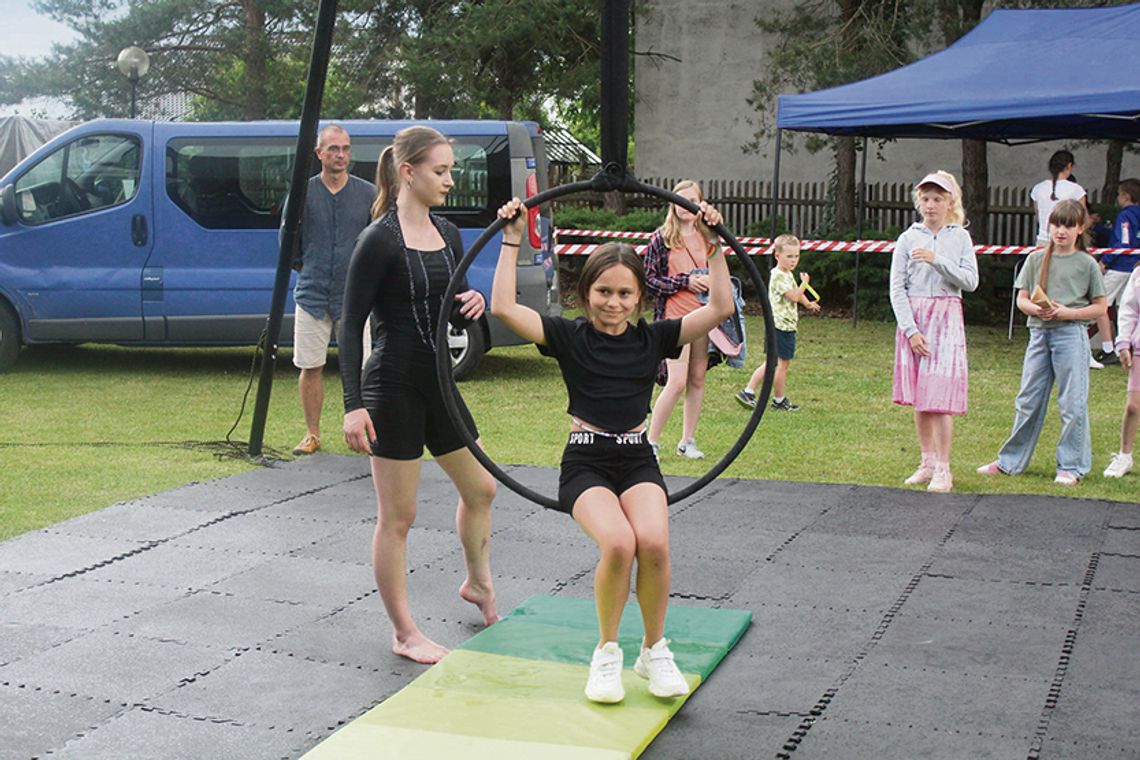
top-left (770, 129), bottom-right (783, 240)
top-left (1008, 256), bottom-right (1027, 340)
top-left (853, 136), bottom-right (868, 327)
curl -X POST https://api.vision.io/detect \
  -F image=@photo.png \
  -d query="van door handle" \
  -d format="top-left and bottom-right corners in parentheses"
top-left (131, 214), bottom-right (148, 246)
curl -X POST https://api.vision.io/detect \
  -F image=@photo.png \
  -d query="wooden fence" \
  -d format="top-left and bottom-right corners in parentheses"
top-left (554, 176), bottom-right (1107, 247)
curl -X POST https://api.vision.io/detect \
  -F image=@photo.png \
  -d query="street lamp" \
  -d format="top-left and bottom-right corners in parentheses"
top-left (116, 46), bottom-right (150, 119)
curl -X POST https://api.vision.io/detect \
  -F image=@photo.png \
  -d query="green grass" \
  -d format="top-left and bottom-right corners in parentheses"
top-left (1, 317), bottom-right (1135, 541)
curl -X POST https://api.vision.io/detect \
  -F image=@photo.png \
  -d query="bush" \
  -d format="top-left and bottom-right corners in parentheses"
top-left (554, 206), bottom-right (662, 232)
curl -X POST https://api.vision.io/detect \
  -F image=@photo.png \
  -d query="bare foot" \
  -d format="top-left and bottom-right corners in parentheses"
top-left (459, 579), bottom-right (500, 626)
top-left (392, 631), bottom-right (450, 664)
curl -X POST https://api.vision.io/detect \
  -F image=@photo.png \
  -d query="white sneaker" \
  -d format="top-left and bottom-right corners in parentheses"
top-left (585, 641), bottom-right (624, 703)
top-left (1054, 470), bottom-right (1080, 486)
top-left (1090, 354), bottom-right (1104, 369)
top-left (927, 463), bottom-right (953, 493)
top-left (676, 438), bottom-right (705, 459)
top-left (904, 456), bottom-right (935, 485)
top-left (634, 638), bottom-right (690, 698)
top-left (1104, 452), bottom-right (1134, 478)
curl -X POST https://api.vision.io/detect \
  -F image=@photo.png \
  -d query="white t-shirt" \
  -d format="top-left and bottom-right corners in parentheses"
top-left (1030, 178), bottom-right (1085, 242)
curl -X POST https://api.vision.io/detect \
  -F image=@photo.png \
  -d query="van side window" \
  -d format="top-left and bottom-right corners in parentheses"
top-left (13, 134), bottom-right (141, 225)
top-left (349, 136), bottom-right (507, 227)
top-left (167, 138), bottom-right (294, 229)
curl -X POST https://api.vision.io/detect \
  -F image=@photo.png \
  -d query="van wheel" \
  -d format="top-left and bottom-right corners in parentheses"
top-left (0, 303), bottom-right (21, 372)
top-left (448, 322), bottom-right (485, 381)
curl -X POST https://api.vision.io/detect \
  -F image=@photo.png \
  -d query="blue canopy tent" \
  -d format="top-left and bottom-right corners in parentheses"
top-left (771, 3), bottom-right (1140, 324)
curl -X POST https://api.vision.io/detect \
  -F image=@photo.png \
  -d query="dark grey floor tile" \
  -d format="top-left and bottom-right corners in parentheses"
top-left (0, 684), bottom-right (127, 760)
top-left (48, 706), bottom-right (306, 760)
top-left (146, 649), bottom-right (384, 737)
top-left (81, 544), bottom-right (265, 590)
top-left (0, 531), bottom-right (145, 577)
top-left (0, 629), bottom-right (229, 704)
top-left (125, 590), bottom-right (326, 650)
top-left (207, 554), bottom-right (375, 610)
top-left (795, 717), bottom-right (1034, 760)
top-left (47, 503), bottom-right (215, 543)
top-left (0, 577), bottom-right (186, 629)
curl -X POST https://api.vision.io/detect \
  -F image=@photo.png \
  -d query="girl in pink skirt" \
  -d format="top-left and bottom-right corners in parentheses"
top-left (889, 171), bottom-right (979, 492)
top-left (1104, 266), bottom-right (1140, 478)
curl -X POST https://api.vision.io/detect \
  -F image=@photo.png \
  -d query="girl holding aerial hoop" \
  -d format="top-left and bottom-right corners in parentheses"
top-left (490, 195), bottom-right (732, 704)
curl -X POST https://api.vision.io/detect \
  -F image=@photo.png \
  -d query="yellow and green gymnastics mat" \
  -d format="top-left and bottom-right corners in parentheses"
top-left (302, 595), bottom-right (751, 759)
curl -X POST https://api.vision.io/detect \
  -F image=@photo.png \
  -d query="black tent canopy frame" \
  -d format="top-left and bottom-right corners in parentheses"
top-left (432, 0), bottom-right (777, 508)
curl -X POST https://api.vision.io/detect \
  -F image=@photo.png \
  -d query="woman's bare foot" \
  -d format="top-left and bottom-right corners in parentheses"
top-left (392, 631), bottom-right (450, 664)
top-left (459, 579), bottom-right (500, 626)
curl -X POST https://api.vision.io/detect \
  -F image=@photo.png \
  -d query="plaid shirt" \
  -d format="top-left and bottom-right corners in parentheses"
top-left (643, 230), bottom-right (692, 320)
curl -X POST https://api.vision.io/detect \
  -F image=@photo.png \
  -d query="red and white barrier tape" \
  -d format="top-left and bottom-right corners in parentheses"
top-left (553, 229), bottom-right (1136, 257)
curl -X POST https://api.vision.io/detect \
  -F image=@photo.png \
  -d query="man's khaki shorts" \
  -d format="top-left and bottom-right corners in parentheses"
top-left (292, 305), bottom-right (371, 369)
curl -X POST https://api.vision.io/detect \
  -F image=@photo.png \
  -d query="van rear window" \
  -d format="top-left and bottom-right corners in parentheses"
top-left (167, 134), bottom-right (510, 230)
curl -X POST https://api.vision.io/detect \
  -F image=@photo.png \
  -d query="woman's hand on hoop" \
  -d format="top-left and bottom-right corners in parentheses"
top-left (455, 289), bottom-right (485, 321)
top-left (498, 197), bottom-right (527, 242)
top-left (343, 408), bottom-right (376, 454)
top-left (697, 201), bottom-right (723, 228)
top-left (909, 331), bottom-right (931, 357)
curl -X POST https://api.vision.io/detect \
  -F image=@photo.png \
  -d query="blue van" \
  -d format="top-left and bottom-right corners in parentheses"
top-left (0, 119), bottom-right (559, 377)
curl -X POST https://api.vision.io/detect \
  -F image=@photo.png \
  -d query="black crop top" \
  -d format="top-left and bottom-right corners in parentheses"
top-left (538, 315), bottom-right (683, 431)
top-left (340, 210), bottom-right (472, 412)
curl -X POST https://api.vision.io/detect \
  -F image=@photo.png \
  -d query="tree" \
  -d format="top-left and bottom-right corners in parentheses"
top-left (400, 0), bottom-right (599, 121)
top-left (3, 0), bottom-right (600, 133)
top-left (745, 0), bottom-right (917, 233)
top-left (1, 1), bottom-right (324, 120)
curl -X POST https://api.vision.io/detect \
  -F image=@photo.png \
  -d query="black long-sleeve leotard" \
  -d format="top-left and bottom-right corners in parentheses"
top-left (339, 209), bottom-right (472, 413)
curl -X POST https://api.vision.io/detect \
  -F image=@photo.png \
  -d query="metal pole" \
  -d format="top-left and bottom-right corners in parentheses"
top-left (770, 129), bottom-right (782, 240)
top-left (247, 0), bottom-right (339, 457)
top-left (129, 76), bottom-right (138, 119)
top-left (599, 0), bottom-right (631, 174)
top-left (853, 136), bottom-right (867, 327)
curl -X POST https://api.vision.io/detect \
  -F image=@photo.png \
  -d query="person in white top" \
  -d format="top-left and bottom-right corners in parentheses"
top-left (1029, 150), bottom-right (1111, 368)
top-left (1030, 150), bottom-right (1086, 245)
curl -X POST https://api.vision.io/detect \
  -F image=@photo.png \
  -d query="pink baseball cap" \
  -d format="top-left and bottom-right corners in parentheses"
top-left (916, 172), bottom-right (956, 195)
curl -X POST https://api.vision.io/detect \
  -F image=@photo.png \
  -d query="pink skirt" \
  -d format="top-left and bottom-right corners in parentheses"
top-left (893, 296), bottom-right (968, 415)
top-left (1129, 358), bottom-right (1140, 394)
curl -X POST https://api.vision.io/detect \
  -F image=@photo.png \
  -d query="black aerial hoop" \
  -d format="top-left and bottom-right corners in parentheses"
top-left (434, 166), bottom-right (777, 509)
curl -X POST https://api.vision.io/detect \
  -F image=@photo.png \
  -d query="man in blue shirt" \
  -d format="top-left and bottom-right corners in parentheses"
top-left (290, 125), bottom-right (376, 455)
top-left (1095, 178), bottom-right (1140, 366)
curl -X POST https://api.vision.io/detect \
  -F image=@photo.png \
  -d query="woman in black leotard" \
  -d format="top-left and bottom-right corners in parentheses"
top-left (339, 125), bottom-right (498, 664)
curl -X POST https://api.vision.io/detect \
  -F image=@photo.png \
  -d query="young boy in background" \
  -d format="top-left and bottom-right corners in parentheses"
top-left (736, 234), bottom-right (820, 411)
top-left (1095, 178), bottom-right (1140, 366)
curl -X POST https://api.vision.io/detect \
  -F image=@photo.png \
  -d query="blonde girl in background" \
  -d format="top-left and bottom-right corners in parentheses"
top-left (889, 171), bottom-right (979, 493)
top-left (644, 180), bottom-right (721, 460)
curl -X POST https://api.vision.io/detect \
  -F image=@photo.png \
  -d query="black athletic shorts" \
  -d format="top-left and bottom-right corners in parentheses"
top-left (360, 353), bottom-right (477, 461)
top-left (556, 430), bottom-right (667, 515)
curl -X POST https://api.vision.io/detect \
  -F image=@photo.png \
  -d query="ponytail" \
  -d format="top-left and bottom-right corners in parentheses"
top-left (369, 126), bottom-right (450, 220)
top-left (371, 146), bottom-right (398, 220)
top-left (1047, 150), bottom-right (1074, 202)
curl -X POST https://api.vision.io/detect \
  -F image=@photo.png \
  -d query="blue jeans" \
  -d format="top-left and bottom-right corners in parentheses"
top-left (997, 323), bottom-right (1091, 477)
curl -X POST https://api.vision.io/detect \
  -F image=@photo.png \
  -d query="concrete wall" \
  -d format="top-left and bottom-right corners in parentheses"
top-left (633, 0), bottom-right (1140, 196)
